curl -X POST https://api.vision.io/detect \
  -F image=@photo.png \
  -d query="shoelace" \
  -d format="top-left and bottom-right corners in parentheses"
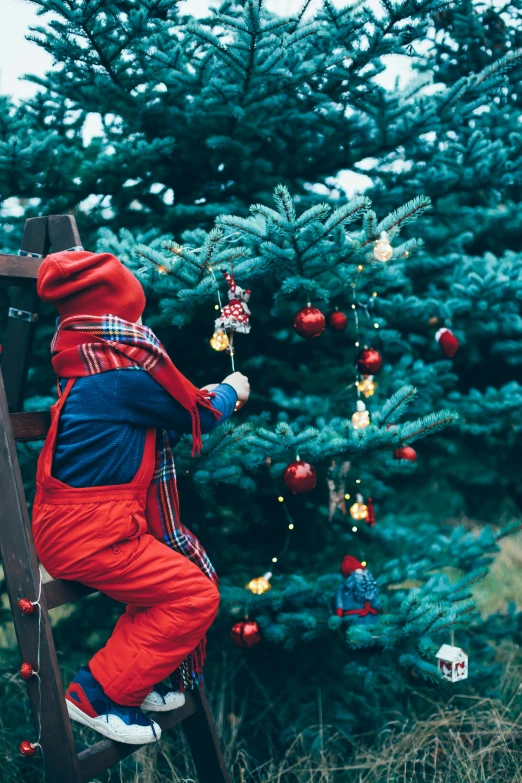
top-left (153, 682), bottom-right (169, 705)
top-left (104, 700), bottom-right (160, 746)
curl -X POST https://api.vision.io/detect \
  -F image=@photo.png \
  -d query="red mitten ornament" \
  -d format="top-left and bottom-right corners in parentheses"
top-left (394, 446), bottom-right (417, 462)
top-left (357, 348), bottom-right (382, 374)
top-left (231, 620), bottom-right (261, 648)
top-left (328, 310), bottom-right (348, 332)
top-left (435, 328), bottom-right (458, 358)
top-left (283, 460), bottom-right (317, 494)
top-left (366, 497), bottom-right (376, 527)
top-left (293, 306), bottom-right (325, 339)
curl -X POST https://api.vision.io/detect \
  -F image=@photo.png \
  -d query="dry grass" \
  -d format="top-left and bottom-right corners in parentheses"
top-left (474, 532), bottom-right (522, 616)
top-left (75, 651), bottom-right (522, 783)
top-left (90, 693), bottom-right (522, 783)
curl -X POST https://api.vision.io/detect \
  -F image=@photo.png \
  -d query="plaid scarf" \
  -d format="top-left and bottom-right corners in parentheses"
top-left (51, 314), bottom-right (219, 687)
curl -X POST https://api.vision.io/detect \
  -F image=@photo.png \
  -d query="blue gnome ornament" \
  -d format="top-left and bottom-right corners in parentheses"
top-left (335, 555), bottom-right (379, 624)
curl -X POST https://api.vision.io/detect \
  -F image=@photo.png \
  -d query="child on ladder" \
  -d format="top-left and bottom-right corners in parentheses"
top-left (32, 250), bottom-right (250, 745)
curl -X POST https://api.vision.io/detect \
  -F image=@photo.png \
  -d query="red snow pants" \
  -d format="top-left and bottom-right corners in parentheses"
top-left (32, 378), bottom-right (220, 706)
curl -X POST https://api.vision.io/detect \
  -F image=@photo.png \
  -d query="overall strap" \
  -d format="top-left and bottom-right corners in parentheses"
top-left (36, 378), bottom-right (76, 486)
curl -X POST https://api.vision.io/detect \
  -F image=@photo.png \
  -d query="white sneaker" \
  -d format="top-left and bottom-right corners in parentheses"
top-left (141, 683), bottom-right (186, 712)
top-left (66, 666), bottom-right (161, 745)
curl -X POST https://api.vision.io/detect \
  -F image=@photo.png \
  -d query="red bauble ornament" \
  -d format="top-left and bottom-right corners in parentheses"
top-left (435, 328), bottom-right (459, 359)
top-left (283, 460), bottom-right (317, 494)
top-left (394, 446), bottom-right (417, 462)
top-left (293, 306), bottom-right (325, 339)
top-left (17, 598), bottom-right (34, 615)
top-left (19, 740), bottom-right (37, 757)
top-left (366, 497), bottom-right (376, 527)
top-left (328, 310), bottom-right (348, 332)
top-left (357, 348), bottom-right (382, 375)
top-left (231, 620), bottom-right (261, 648)
top-left (20, 662), bottom-right (34, 680)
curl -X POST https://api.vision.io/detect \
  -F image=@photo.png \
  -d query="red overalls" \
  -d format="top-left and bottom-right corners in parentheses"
top-left (32, 378), bottom-right (220, 706)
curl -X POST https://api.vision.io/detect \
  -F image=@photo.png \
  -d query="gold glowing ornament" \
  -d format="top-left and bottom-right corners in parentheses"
top-left (246, 572), bottom-right (272, 595)
top-left (210, 330), bottom-right (229, 352)
top-left (359, 375), bottom-right (376, 398)
top-left (373, 231), bottom-right (393, 262)
top-left (350, 493), bottom-right (368, 521)
top-left (351, 399), bottom-right (370, 429)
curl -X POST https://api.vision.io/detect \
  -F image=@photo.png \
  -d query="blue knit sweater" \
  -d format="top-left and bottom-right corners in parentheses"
top-left (54, 368), bottom-right (237, 488)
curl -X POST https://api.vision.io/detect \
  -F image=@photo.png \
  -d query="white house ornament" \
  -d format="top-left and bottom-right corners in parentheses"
top-left (436, 644), bottom-right (468, 683)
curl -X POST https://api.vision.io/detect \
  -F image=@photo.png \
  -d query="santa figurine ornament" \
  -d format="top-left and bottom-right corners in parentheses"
top-left (335, 556), bottom-right (379, 623)
top-left (435, 327), bottom-right (459, 359)
top-left (214, 269), bottom-right (251, 353)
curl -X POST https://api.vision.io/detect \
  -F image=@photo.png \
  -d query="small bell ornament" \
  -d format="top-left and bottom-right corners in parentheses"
top-left (435, 327), bottom-right (459, 359)
top-left (394, 445), bottom-right (417, 462)
top-left (245, 572), bottom-right (272, 595)
top-left (357, 348), bottom-right (382, 375)
top-left (328, 309), bottom-right (348, 332)
top-left (350, 493), bottom-right (368, 521)
top-left (436, 644), bottom-right (468, 682)
top-left (335, 556), bottom-right (379, 623)
top-left (231, 620), bottom-right (261, 648)
top-left (283, 459), bottom-right (317, 494)
top-left (352, 400), bottom-right (370, 430)
top-left (293, 305), bottom-right (325, 339)
top-left (373, 231), bottom-right (393, 262)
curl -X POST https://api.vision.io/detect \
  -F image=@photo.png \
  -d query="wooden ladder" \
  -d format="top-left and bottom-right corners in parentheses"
top-left (0, 215), bottom-right (231, 783)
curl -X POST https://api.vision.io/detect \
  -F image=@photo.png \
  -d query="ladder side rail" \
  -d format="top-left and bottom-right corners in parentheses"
top-left (182, 686), bottom-right (231, 783)
top-left (0, 368), bottom-right (81, 782)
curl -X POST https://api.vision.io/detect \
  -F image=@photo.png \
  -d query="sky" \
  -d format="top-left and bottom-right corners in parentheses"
top-left (0, 0), bottom-right (319, 99)
top-left (0, 0), bottom-right (414, 198)
top-left (0, 0), bottom-right (50, 99)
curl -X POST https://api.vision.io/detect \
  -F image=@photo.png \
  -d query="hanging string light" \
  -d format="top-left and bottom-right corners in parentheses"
top-left (373, 231), bottom-right (393, 262)
top-left (350, 493), bottom-right (368, 521)
top-left (209, 330), bottom-right (229, 351)
top-left (352, 399), bottom-right (370, 429)
top-left (359, 376), bottom-right (376, 398)
top-left (246, 572), bottom-right (272, 595)
top-left (18, 570), bottom-right (44, 764)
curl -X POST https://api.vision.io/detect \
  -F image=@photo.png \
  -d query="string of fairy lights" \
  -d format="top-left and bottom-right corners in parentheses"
top-left (154, 228), bottom-right (394, 595)
top-left (241, 231), bottom-right (393, 595)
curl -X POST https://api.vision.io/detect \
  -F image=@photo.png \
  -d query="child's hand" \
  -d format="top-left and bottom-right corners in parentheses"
top-left (223, 372), bottom-right (250, 402)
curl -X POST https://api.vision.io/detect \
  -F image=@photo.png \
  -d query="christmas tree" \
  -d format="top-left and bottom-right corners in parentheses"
top-left (2, 0), bottom-right (522, 756)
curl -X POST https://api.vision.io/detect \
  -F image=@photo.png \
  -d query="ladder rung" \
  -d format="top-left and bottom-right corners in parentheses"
top-left (77, 691), bottom-right (198, 782)
top-left (44, 579), bottom-right (98, 610)
top-left (0, 252), bottom-right (42, 283)
top-left (11, 411), bottom-right (51, 442)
